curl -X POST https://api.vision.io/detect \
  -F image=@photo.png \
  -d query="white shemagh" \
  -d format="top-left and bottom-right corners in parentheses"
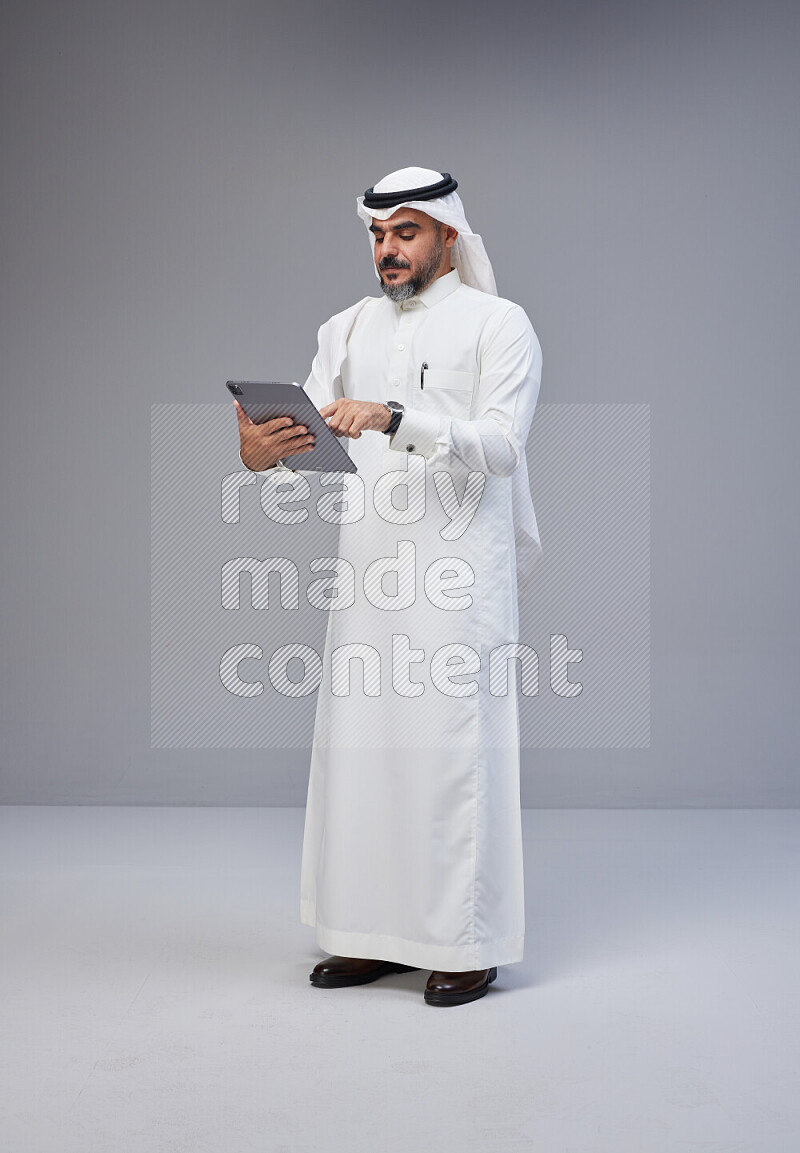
top-left (356, 166), bottom-right (498, 296)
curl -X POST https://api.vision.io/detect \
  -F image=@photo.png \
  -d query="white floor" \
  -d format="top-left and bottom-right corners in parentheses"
top-left (0, 807), bottom-right (797, 1153)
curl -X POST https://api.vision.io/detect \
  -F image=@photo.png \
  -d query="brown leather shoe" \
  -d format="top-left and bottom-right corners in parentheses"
top-left (309, 955), bottom-right (420, 988)
top-left (424, 966), bottom-right (498, 1006)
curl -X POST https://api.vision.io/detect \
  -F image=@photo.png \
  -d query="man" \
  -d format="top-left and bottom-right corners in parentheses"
top-left (235, 167), bottom-right (542, 1006)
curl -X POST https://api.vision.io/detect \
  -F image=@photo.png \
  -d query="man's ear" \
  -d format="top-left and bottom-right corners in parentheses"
top-left (444, 225), bottom-right (458, 249)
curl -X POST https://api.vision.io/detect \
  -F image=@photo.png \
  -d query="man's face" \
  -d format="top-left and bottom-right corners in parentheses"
top-left (369, 208), bottom-right (452, 302)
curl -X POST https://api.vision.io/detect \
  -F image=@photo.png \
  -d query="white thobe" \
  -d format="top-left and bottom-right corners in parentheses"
top-left (242, 268), bottom-right (543, 970)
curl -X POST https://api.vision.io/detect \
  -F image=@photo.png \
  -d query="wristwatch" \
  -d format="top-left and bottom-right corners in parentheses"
top-left (383, 400), bottom-right (405, 436)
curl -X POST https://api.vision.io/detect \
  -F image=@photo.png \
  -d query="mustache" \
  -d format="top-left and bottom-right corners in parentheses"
top-left (379, 257), bottom-right (412, 271)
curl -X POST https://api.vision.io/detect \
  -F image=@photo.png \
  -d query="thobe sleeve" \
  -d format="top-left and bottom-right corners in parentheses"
top-left (387, 304), bottom-right (542, 478)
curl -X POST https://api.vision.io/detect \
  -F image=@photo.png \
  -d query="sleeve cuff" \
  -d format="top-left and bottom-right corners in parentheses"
top-left (387, 407), bottom-right (441, 458)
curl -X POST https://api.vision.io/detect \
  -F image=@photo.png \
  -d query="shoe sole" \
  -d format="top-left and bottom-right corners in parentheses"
top-left (423, 966), bottom-right (498, 1006)
top-left (310, 962), bottom-right (420, 988)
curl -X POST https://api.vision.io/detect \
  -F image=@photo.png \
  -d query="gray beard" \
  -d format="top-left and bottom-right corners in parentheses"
top-left (380, 276), bottom-right (419, 303)
top-left (379, 235), bottom-right (445, 303)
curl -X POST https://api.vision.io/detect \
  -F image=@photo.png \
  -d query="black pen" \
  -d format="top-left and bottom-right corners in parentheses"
top-left (420, 362), bottom-right (428, 389)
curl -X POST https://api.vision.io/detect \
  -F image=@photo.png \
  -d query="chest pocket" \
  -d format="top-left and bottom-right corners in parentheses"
top-left (423, 368), bottom-right (475, 392)
top-left (422, 367), bottom-right (475, 418)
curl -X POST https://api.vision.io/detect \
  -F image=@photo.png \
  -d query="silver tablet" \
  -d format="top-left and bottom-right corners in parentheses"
top-left (226, 380), bottom-right (357, 474)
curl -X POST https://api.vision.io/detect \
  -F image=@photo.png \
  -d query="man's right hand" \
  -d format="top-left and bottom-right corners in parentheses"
top-left (234, 400), bottom-right (316, 470)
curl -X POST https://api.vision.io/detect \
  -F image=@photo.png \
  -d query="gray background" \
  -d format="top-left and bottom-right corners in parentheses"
top-left (1, 0), bottom-right (797, 805)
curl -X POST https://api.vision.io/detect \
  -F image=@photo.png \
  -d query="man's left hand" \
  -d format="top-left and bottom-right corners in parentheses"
top-left (318, 399), bottom-right (391, 438)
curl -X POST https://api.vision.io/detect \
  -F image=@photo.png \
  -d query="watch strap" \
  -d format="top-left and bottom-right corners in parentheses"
top-left (384, 403), bottom-right (404, 436)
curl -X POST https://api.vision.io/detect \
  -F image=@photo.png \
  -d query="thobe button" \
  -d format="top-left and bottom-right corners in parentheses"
top-left (390, 379), bottom-right (400, 387)
top-left (397, 343), bottom-right (405, 350)
top-left (405, 443), bottom-right (415, 452)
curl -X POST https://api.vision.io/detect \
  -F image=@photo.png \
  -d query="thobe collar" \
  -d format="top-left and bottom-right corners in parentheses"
top-left (395, 267), bottom-right (462, 312)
